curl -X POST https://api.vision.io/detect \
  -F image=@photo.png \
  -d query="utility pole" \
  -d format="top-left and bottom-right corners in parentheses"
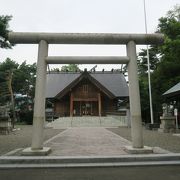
top-left (143, 0), bottom-right (154, 124)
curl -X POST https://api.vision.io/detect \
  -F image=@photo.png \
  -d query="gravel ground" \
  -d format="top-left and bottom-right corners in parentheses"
top-left (107, 127), bottom-right (180, 153)
top-left (1, 125), bottom-right (180, 155)
top-left (0, 125), bottom-right (63, 155)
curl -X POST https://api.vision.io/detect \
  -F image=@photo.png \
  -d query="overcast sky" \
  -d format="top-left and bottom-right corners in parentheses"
top-left (1, 0), bottom-right (179, 71)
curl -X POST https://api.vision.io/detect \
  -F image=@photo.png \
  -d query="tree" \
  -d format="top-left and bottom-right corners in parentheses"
top-left (0, 59), bottom-right (36, 124)
top-left (61, 64), bottom-right (80, 72)
top-left (0, 57), bottom-right (18, 71)
top-left (13, 61), bottom-right (37, 97)
top-left (137, 46), bottom-right (160, 75)
top-left (0, 15), bottom-right (14, 49)
top-left (167, 4), bottom-right (180, 22)
top-left (137, 45), bottom-right (162, 123)
top-left (138, 5), bottom-right (180, 123)
top-left (152, 4), bottom-right (180, 100)
top-left (0, 58), bottom-right (37, 97)
top-left (0, 58), bottom-right (18, 103)
top-left (50, 67), bottom-right (60, 72)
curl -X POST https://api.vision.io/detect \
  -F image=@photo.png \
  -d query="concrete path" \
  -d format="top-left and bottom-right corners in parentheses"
top-left (44, 127), bottom-right (131, 156)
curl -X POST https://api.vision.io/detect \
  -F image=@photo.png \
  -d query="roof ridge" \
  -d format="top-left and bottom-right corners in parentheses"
top-left (47, 71), bottom-right (123, 74)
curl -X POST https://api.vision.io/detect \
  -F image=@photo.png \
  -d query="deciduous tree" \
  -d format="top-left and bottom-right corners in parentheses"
top-left (61, 64), bottom-right (80, 72)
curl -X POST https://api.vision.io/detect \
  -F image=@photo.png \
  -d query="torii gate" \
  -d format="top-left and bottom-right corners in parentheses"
top-left (8, 32), bottom-right (164, 155)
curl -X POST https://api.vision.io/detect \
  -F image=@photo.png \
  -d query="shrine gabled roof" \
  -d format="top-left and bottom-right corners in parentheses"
top-left (90, 72), bottom-right (128, 97)
top-left (163, 82), bottom-right (180, 97)
top-left (46, 71), bottom-right (129, 99)
top-left (46, 72), bottom-right (81, 98)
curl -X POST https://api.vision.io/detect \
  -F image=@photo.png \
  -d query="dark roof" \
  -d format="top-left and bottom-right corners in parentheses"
top-left (46, 71), bottom-right (129, 98)
top-left (91, 73), bottom-right (128, 97)
top-left (46, 72), bottom-right (81, 98)
top-left (163, 82), bottom-right (180, 97)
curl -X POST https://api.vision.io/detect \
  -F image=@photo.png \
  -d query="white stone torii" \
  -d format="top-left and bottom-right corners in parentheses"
top-left (8, 32), bottom-right (164, 155)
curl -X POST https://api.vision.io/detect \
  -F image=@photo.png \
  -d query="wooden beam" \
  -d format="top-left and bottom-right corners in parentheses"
top-left (80, 101), bottom-right (82, 116)
top-left (98, 93), bottom-right (101, 116)
top-left (91, 102), bottom-right (93, 115)
top-left (73, 98), bottom-right (98, 101)
top-left (70, 93), bottom-right (73, 117)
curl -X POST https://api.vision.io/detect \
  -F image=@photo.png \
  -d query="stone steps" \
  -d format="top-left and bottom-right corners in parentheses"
top-left (46, 116), bottom-right (128, 128)
top-left (1, 154), bottom-right (180, 168)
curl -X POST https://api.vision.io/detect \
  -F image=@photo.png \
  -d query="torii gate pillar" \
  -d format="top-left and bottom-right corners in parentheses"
top-left (22, 40), bottom-right (51, 155)
top-left (125, 41), bottom-right (153, 153)
top-left (127, 41), bottom-right (143, 148)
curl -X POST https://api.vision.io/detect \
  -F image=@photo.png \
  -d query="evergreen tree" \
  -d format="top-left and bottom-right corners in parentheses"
top-left (0, 15), bottom-right (14, 49)
top-left (138, 5), bottom-right (180, 123)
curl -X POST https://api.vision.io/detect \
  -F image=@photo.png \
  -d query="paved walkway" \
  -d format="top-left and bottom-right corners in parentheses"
top-left (45, 127), bottom-right (131, 156)
top-left (1, 125), bottom-right (174, 156)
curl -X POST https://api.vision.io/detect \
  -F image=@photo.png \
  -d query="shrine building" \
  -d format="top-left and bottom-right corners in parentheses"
top-left (46, 70), bottom-right (129, 117)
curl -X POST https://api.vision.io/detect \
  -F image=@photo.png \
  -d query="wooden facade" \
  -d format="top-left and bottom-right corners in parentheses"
top-left (53, 79), bottom-right (121, 117)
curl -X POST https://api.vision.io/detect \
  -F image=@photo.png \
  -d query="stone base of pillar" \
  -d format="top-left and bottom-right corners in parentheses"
top-left (124, 146), bottom-right (153, 154)
top-left (21, 147), bottom-right (51, 156)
